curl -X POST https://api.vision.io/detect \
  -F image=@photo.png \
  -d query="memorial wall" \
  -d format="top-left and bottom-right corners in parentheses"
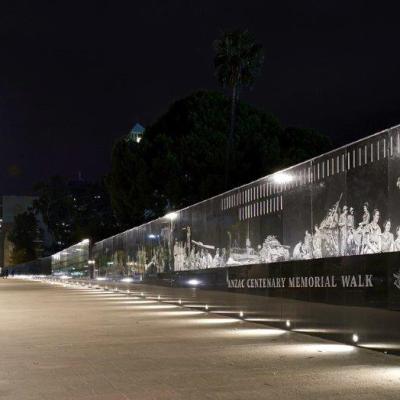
top-left (13, 124), bottom-right (400, 351)
top-left (86, 125), bottom-right (400, 284)
top-left (51, 239), bottom-right (90, 277)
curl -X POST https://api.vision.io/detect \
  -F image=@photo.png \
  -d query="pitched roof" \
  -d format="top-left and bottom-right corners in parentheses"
top-left (130, 123), bottom-right (145, 135)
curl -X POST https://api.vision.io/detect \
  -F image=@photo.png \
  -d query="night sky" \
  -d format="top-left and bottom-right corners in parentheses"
top-left (2, 1), bottom-right (400, 194)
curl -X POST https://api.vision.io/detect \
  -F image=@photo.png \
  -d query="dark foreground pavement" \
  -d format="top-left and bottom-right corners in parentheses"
top-left (0, 279), bottom-right (399, 400)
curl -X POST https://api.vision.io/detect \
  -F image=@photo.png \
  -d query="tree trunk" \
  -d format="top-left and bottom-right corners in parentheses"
top-left (224, 84), bottom-right (237, 189)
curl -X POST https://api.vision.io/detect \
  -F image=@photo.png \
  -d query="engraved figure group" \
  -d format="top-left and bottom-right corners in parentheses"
top-left (169, 192), bottom-right (400, 271)
top-left (294, 196), bottom-right (400, 260)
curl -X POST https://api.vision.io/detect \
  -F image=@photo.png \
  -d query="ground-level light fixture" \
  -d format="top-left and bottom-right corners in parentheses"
top-left (187, 279), bottom-right (201, 286)
top-left (205, 304), bottom-right (209, 311)
top-left (239, 311), bottom-right (244, 318)
top-left (286, 320), bottom-right (291, 328)
top-left (352, 333), bottom-right (359, 343)
top-left (121, 277), bottom-right (133, 283)
top-left (178, 299), bottom-right (182, 305)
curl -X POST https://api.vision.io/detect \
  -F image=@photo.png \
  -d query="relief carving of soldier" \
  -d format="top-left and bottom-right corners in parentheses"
top-left (381, 219), bottom-right (394, 253)
top-left (338, 205), bottom-right (348, 256)
top-left (363, 209), bottom-right (382, 254)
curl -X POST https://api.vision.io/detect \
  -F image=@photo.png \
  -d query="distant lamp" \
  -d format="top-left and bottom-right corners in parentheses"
top-left (165, 212), bottom-right (178, 221)
top-left (273, 172), bottom-right (293, 184)
top-left (187, 279), bottom-right (200, 286)
top-left (352, 333), bottom-right (359, 343)
top-left (286, 320), bottom-right (291, 328)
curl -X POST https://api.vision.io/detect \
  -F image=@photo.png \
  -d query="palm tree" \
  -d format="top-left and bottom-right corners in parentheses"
top-left (214, 29), bottom-right (264, 188)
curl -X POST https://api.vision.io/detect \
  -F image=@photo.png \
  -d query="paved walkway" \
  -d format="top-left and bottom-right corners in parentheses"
top-left (0, 279), bottom-right (399, 400)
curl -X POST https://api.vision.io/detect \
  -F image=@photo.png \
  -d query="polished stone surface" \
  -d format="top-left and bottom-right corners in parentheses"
top-left (0, 279), bottom-right (399, 400)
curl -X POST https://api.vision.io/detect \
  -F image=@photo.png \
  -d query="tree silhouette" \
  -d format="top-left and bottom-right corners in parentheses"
top-left (8, 211), bottom-right (42, 265)
top-left (214, 29), bottom-right (264, 188)
top-left (106, 91), bottom-right (331, 228)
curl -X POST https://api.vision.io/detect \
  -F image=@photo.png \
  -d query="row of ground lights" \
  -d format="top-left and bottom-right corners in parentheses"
top-left (43, 276), bottom-right (361, 346)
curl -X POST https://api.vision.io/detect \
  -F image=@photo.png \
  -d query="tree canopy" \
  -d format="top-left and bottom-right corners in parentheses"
top-left (8, 211), bottom-right (42, 265)
top-left (33, 177), bottom-right (119, 252)
top-left (107, 90), bottom-right (332, 228)
top-left (214, 29), bottom-right (264, 95)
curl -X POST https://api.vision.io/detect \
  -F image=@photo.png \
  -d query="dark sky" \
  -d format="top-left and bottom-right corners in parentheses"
top-left (2, 1), bottom-right (400, 194)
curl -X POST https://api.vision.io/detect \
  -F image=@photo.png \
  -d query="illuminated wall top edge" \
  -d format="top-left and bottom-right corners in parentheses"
top-left (95, 123), bottom-right (400, 243)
